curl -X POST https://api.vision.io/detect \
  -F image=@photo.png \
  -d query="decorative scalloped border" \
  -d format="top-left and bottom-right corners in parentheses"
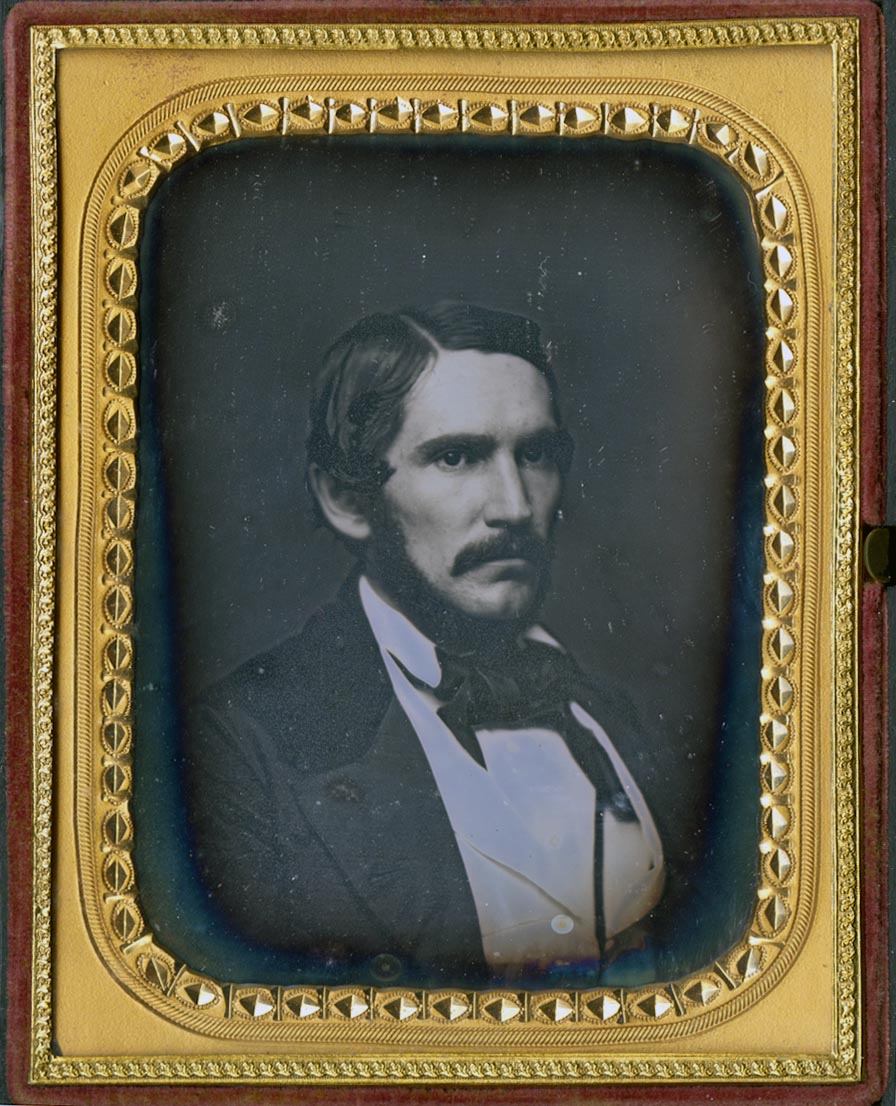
top-left (85, 86), bottom-right (808, 1039)
top-left (29, 19), bottom-right (860, 1084)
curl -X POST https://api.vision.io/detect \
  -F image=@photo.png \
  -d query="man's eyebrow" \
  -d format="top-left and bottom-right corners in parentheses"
top-left (520, 427), bottom-right (565, 444)
top-left (413, 427), bottom-right (566, 461)
top-left (413, 433), bottom-right (495, 461)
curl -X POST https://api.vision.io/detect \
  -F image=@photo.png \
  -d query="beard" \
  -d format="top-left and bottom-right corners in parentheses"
top-left (363, 509), bottom-right (554, 658)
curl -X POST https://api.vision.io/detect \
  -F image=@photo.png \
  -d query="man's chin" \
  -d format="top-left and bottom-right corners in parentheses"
top-left (453, 576), bottom-right (541, 622)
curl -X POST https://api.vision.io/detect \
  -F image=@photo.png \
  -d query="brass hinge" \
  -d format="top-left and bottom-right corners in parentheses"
top-left (864, 526), bottom-right (896, 585)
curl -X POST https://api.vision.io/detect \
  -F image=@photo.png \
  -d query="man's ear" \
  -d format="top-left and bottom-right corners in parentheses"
top-left (307, 464), bottom-right (372, 542)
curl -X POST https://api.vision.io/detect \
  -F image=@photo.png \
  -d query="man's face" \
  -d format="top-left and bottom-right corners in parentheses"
top-left (367, 348), bottom-right (565, 628)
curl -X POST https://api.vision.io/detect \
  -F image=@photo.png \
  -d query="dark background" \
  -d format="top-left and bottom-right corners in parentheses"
top-left (134, 132), bottom-right (764, 983)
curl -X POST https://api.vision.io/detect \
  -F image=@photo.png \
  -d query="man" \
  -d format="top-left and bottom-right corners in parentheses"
top-left (186, 302), bottom-right (663, 989)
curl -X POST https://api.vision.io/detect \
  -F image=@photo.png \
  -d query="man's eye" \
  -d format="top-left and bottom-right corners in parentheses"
top-left (520, 442), bottom-right (548, 465)
top-left (437, 449), bottom-right (467, 468)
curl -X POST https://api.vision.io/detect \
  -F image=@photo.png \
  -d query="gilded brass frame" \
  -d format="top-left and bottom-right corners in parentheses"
top-left (31, 17), bottom-right (862, 1085)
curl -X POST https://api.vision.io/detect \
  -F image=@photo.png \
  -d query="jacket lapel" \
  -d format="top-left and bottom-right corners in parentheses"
top-left (293, 695), bottom-right (486, 979)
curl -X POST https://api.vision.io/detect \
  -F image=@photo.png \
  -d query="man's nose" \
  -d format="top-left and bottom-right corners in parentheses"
top-left (484, 455), bottom-right (533, 526)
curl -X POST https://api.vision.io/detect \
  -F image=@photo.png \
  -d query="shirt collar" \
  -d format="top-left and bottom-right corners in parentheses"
top-left (359, 575), bottom-right (443, 687)
top-left (358, 575), bottom-right (563, 690)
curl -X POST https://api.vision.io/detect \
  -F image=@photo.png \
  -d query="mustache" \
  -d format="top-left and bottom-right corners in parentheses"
top-left (451, 532), bottom-right (551, 577)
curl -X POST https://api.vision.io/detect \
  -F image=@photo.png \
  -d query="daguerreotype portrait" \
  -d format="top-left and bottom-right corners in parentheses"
top-left (3, 1), bottom-right (889, 1103)
top-left (138, 139), bottom-right (762, 994)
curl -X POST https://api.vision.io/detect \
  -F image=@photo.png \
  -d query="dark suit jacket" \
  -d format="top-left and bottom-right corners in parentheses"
top-left (184, 578), bottom-right (658, 989)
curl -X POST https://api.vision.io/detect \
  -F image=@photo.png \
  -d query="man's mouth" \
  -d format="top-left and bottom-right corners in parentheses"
top-left (473, 557), bottom-right (537, 581)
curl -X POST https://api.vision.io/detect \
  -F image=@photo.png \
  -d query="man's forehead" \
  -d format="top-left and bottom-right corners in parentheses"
top-left (397, 347), bottom-right (557, 442)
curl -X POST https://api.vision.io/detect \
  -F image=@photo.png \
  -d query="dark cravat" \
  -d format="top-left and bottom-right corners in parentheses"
top-left (394, 639), bottom-right (636, 821)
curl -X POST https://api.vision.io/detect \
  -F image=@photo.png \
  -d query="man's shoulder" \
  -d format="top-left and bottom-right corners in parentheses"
top-left (192, 578), bottom-right (394, 771)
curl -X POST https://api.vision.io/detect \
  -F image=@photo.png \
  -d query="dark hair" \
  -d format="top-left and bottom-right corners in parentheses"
top-left (306, 301), bottom-right (565, 500)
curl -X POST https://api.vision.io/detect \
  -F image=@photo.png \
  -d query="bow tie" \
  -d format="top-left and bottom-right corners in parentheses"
top-left (393, 639), bottom-right (636, 820)
top-left (433, 639), bottom-right (577, 734)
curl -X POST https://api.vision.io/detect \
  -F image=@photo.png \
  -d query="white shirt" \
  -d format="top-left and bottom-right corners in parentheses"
top-left (358, 576), bottom-right (663, 974)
